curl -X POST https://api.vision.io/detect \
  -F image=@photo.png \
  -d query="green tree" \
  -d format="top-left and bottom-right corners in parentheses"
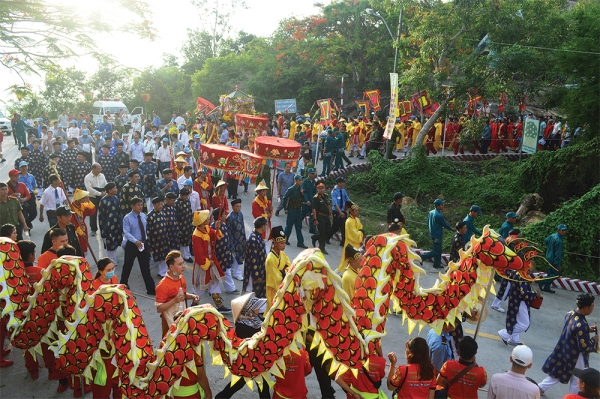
top-left (552, 0), bottom-right (600, 135)
top-left (85, 67), bottom-right (136, 104)
top-left (131, 66), bottom-right (193, 121)
top-left (39, 67), bottom-right (87, 117)
top-left (181, 29), bottom-right (218, 75)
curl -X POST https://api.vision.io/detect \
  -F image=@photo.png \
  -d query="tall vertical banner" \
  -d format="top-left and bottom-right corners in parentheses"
top-left (522, 118), bottom-right (539, 154)
top-left (364, 90), bottom-right (381, 111)
top-left (384, 73), bottom-right (399, 140)
top-left (318, 99), bottom-right (332, 125)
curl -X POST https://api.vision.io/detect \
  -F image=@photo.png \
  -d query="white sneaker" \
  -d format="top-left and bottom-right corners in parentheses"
top-left (492, 306), bottom-right (505, 313)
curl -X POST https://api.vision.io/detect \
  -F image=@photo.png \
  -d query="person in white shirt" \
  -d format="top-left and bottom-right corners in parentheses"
top-left (282, 128), bottom-right (290, 139)
top-left (175, 113), bottom-right (185, 127)
top-left (143, 132), bottom-right (155, 154)
top-left (487, 345), bottom-right (540, 399)
top-left (67, 120), bottom-right (80, 138)
top-left (58, 110), bottom-right (69, 128)
top-left (128, 132), bottom-right (145, 162)
top-left (183, 179), bottom-right (201, 211)
top-left (177, 166), bottom-right (194, 190)
top-left (38, 174), bottom-right (68, 227)
top-left (156, 138), bottom-right (172, 171)
top-left (84, 163), bottom-right (108, 236)
top-left (178, 125), bottom-right (189, 147)
top-left (131, 117), bottom-right (142, 133)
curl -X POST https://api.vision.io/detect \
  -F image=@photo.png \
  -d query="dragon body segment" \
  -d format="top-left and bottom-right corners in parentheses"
top-left (0, 225), bottom-right (539, 398)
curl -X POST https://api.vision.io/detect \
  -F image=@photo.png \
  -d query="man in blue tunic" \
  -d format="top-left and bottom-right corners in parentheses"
top-left (147, 197), bottom-right (170, 278)
top-left (497, 270), bottom-right (539, 346)
top-left (163, 192), bottom-right (180, 251)
top-left (499, 211), bottom-right (518, 239)
top-left (421, 198), bottom-right (453, 269)
top-left (98, 145), bottom-right (117, 182)
top-left (139, 152), bottom-right (158, 210)
top-left (175, 188), bottom-right (194, 262)
top-left (157, 169), bottom-right (180, 197)
top-left (539, 294), bottom-right (598, 396)
top-left (28, 139), bottom-right (46, 189)
top-left (119, 170), bottom-right (146, 216)
top-left (70, 152), bottom-right (92, 191)
top-left (226, 198), bottom-right (246, 281)
top-left (211, 208), bottom-right (239, 294)
top-left (98, 183), bottom-right (122, 265)
top-left (540, 224), bottom-right (567, 293)
top-left (59, 139), bottom-right (79, 192)
top-left (242, 216), bottom-right (268, 298)
top-left (462, 204), bottom-right (483, 244)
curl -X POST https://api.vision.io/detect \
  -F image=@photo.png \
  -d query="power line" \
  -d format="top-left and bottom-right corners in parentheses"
top-left (473, 39), bottom-right (600, 56)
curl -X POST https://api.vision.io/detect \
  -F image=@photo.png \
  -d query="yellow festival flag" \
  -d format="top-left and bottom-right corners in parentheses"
top-left (383, 73), bottom-right (398, 140)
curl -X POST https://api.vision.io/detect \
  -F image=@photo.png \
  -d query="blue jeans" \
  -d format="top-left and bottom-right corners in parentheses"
top-left (421, 238), bottom-right (443, 267)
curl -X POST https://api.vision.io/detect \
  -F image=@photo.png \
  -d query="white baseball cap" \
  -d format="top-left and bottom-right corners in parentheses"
top-left (511, 345), bottom-right (533, 366)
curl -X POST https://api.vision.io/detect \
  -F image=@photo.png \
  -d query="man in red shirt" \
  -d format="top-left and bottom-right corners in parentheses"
top-left (437, 336), bottom-right (487, 399)
top-left (38, 228), bottom-right (68, 269)
top-left (272, 349), bottom-right (312, 399)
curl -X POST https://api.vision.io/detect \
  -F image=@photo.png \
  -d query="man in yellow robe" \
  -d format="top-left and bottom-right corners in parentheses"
top-left (434, 118), bottom-right (443, 151)
top-left (411, 116), bottom-right (422, 147)
top-left (337, 201), bottom-right (363, 272)
top-left (341, 244), bottom-right (363, 301)
top-left (265, 225), bottom-right (291, 313)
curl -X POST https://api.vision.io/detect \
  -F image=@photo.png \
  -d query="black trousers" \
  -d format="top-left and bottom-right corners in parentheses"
top-left (312, 217), bottom-right (331, 251)
top-left (89, 196), bottom-right (101, 232)
top-left (308, 341), bottom-right (336, 399)
top-left (328, 211), bottom-right (346, 243)
top-left (24, 195), bottom-right (38, 224)
top-left (120, 241), bottom-right (155, 295)
top-left (215, 322), bottom-right (271, 399)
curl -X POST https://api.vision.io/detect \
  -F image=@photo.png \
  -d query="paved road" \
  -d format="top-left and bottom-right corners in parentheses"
top-left (0, 137), bottom-right (597, 399)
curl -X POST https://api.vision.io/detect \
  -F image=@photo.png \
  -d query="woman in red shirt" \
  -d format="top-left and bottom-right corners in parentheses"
top-left (336, 343), bottom-right (387, 399)
top-left (388, 337), bottom-right (437, 399)
top-left (92, 257), bottom-right (118, 291)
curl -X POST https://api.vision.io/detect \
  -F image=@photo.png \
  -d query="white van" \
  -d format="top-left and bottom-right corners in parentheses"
top-left (0, 110), bottom-right (13, 136)
top-left (91, 99), bottom-right (143, 130)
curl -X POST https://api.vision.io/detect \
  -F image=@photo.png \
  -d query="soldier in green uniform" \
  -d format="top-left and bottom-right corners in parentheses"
top-left (283, 175), bottom-right (308, 248)
top-left (540, 224), bottom-right (568, 293)
top-left (311, 181), bottom-right (332, 255)
top-left (302, 169), bottom-right (317, 234)
top-left (319, 129), bottom-right (336, 177)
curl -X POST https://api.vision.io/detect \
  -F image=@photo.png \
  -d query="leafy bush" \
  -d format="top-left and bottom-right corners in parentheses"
top-left (521, 183), bottom-right (600, 282)
top-left (516, 139), bottom-right (600, 211)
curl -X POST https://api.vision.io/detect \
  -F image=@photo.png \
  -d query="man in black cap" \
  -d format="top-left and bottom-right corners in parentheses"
top-left (41, 205), bottom-right (84, 256)
top-left (387, 192), bottom-right (406, 225)
top-left (539, 293), bottom-right (598, 396)
top-left (311, 181), bottom-right (332, 255)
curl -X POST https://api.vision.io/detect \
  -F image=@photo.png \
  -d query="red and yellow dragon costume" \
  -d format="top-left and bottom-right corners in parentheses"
top-left (0, 226), bottom-right (540, 397)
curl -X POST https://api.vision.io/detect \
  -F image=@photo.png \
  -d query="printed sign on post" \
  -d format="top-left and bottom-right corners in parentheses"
top-left (275, 99), bottom-right (297, 114)
top-left (522, 118), bottom-right (539, 154)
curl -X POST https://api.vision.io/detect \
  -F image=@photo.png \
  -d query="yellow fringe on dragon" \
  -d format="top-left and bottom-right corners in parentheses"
top-left (0, 225), bottom-right (543, 397)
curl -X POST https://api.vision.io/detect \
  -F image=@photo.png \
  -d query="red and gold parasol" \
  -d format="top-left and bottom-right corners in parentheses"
top-left (254, 136), bottom-right (301, 161)
top-left (200, 144), bottom-right (265, 177)
top-left (234, 113), bottom-right (270, 135)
